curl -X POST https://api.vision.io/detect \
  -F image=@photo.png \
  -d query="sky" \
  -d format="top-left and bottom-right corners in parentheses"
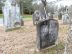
top-left (34, 0), bottom-right (56, 2)
top-left (47, 0), bottom-right (56, 2)
top-left (33, 0), bottom-right (72, 7)
top-left (56, 0), bottom-right (72, 7)
top-left (32, 0), bottom-right (57, 5)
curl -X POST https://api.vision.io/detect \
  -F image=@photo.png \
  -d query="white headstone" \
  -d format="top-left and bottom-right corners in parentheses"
top-left (62, 13), bottom-right (70, 24)
top-left (2, 0), bottom-right (21, 30)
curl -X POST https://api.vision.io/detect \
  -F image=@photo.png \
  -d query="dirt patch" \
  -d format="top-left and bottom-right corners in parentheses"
top-left (0, 20), bottom-right (68, 54)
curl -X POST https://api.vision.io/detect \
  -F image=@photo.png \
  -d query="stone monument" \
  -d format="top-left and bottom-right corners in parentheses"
top-left (33, 0), bottom-right (59, 50)
top-left (62, 7), bottom-right (70, 24)
top-left (2, 0), bottom-right (22, 31)
top-left (62, 13), bottom-right (70, 24)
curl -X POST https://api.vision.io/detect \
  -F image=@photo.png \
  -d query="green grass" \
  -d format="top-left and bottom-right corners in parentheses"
top-left (0, 14), bottom-right (3, 18)
top-left (23, 15), bottom-right (32, 20)
top-left (34, 42), bottom-right (65, 54)
top-left (24, 15), bottom-right (32, 18)
top-left (0, 14), bottom-right (32, 20)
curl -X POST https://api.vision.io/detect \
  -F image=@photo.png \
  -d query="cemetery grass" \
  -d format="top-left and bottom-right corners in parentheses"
top-left (0, 14), bottom-right (32, 20)
top-left (0, 14), bottom-right (3, 18)
top-left (0, 19), bottom-right (68, 54)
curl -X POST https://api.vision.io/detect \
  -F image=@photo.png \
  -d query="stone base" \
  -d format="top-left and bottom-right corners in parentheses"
top-left (5, 27), bottom-right (21, 32)
top-left (37, 42), bottom-right (58, 51)
top-left (40, 44), bottom-right (56, 51)
top-left (34, 43), bottom-right (64, 54)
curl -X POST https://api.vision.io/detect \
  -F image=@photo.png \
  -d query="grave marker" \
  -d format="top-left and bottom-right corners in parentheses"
top-left (33, 0), bottom-right (59, 50)
top-left (2, 0), bottom-right (23, 31)
top-left (36, 19), bottom-right (59, 49)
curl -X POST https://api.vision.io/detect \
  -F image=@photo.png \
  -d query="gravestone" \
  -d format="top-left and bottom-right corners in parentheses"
top-left (2, 0), bottom-right (22, 31)
top-left (36, 19), bottom-right (59, 49)
top-left (33, 0), bottom-right (59, 50)
top-left (62, 13), bottom-right (70, 24)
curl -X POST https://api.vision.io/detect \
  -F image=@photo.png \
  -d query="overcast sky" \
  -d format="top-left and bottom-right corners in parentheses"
top-left (56, 0), bottom-right (72, 7)
top-left (32, 0), bottom-right (57, 5)
top-left (33, 0), bottom-right (72, 7)
top-left (33, 0), bottom-right (57, 3)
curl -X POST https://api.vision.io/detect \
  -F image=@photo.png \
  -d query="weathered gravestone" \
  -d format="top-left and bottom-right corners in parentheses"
top-left (2, 0), bottom-right (23, 31)
top-left (33, 0), bottom-right (59, 50)
top-left (36, 19), bottom-right (59, 49)
top-left (62, 13), bottom-right (70, 24)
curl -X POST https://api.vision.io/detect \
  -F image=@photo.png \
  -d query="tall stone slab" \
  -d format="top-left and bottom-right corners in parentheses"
top-left (2, 0), bottom-right (22, 31)
top-left (62, 13), bottom-right (70, 24)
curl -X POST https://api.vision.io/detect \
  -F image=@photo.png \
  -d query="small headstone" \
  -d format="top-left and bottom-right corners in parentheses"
top-left (62, 13), bottom-right (70, 24)
top-left (36, 19), bottom-right (59, 49)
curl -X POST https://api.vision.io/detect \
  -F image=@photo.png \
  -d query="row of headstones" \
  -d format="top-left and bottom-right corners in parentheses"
top-left (2, 0), bottom-right (59, 51)
top-left (2, 0), bottom-right (24, 31)
top-left (2, 0), bottom-right (72, 52)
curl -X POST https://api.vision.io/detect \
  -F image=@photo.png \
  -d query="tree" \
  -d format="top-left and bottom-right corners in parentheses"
top-left (0, 0), bottom-right (34, 14)
top-left (18, 0), bottom-right (34, 14)
top-left (22, 0), bottom-right (34, 14)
